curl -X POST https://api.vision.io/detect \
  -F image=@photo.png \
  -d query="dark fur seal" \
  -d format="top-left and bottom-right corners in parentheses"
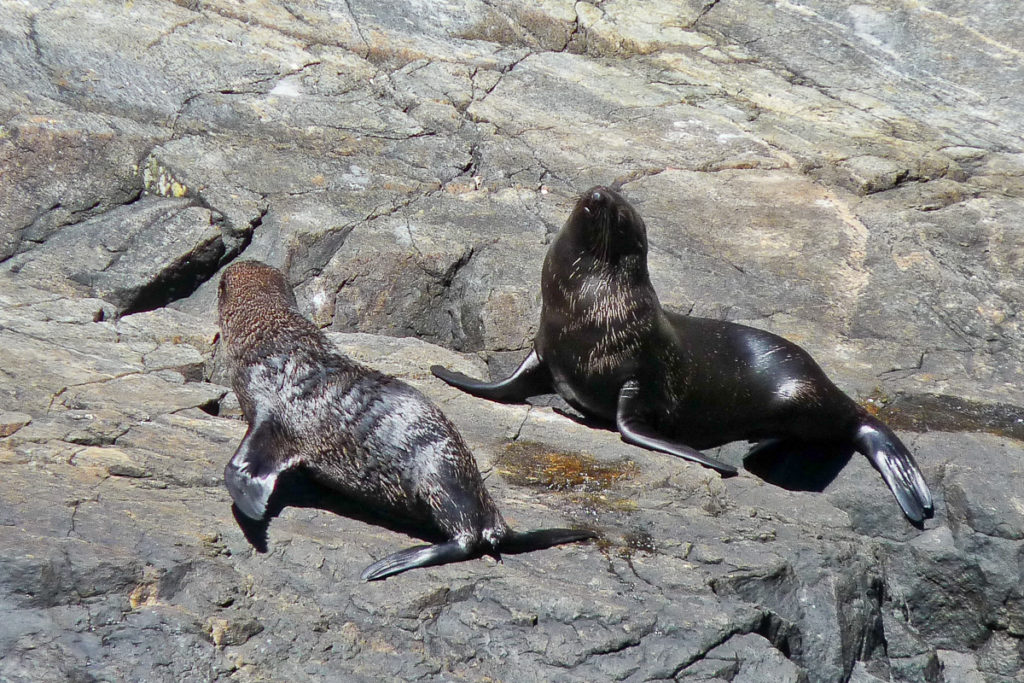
top-left (432, 187), bottom-right (934, 523)
top-left (218, 260), bottom-right (594, 580)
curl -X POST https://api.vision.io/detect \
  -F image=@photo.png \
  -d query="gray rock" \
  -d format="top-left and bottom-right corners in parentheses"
top-left (2, 0), bottom-right (1024, 681)
top-left (0, 412), bottom-right (32, 438)
top-left (6, 196), bottom-right (227, 314)
top-left (0, 111), bottom-right (160, 262)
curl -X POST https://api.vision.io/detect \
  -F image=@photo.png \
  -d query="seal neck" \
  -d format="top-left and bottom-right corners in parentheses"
top-left (220, 297), bottom-right (325, 365)
top-left (552, 226), bottom-right (651, 284)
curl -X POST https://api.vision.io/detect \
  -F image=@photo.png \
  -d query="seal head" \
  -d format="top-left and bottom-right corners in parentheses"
top-left (565, 186), bottom-right (649, 263)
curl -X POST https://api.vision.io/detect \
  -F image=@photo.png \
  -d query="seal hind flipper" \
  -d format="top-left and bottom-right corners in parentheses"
top-left (360, 539), bottom-right (476, 581)
top-left (853, 420), bottom-right (934, 523)
top-left (616, 380), bottom-right (738, 476)
top-left (430, 350), bottom-right (552, 402)
top-left (500, 528), bottom-right (598, 553)
top-left (361, 528), bottom-right (597, 581)
top-left (224, 414), bottom-right (291, 521)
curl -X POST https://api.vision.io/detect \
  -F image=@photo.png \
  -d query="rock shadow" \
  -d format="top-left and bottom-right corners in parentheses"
top-left (535, 395), bottom-right (614, 430)
top-left (231, 468), bottom-right (447, 554)
top-left (541, 401), bottom-right (854, 493)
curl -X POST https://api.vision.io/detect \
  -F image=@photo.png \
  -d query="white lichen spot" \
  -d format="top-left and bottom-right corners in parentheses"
top-left (672, 119), bottom-right (706, 130)
top-left (310, 288), bottom-right (327, 311)
top-left (340, 164), bottom-right (369, 190)
top-left (269, 76), bottom-right (302, 98)
top-left (668, 118), bottom-right (710, 142)
top-left (394, 222), bottom-right (417, 247)
top-left (847, 5), bottom-right (899, 56)
top-left (716, 133), bottom-right (747, 144)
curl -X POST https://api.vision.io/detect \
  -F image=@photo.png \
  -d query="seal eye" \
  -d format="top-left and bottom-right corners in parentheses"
top-left (591, 190), bottom-right (603, 203)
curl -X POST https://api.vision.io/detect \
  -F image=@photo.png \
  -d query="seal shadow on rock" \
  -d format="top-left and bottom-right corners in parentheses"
top-left (535, 399), bottom-right (854, 494)
top-left (432, 186), bottom-right (933, 525)
top-left (231, 470), bottom-right (450, 555)
top-left (742, 441), bottom-right (855, 493)
top-left (218, 260), bottom-right (595, 581)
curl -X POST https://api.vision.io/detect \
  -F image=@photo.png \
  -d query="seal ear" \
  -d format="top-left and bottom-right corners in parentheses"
top-left (225, 414), bottom-right (291, 520)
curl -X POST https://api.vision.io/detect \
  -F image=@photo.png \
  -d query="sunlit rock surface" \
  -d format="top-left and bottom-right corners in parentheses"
top-left (2, 1), bottom-right (1022, 681)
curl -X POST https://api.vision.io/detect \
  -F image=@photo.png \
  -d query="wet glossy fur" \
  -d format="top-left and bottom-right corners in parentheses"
top-left (432, 187), bottom-right (933, 523)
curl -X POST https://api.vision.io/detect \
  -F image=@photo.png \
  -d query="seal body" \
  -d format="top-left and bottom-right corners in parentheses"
top-left (218, 260), bottom-right (593, 580)
top-left (432, 187), bottom-right (933, 523)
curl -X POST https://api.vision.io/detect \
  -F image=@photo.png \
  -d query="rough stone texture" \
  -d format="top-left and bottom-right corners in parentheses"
top-left (1, 0), bottom-right (1023, 681)
top-left (7, 196), bottom-right (231, 314)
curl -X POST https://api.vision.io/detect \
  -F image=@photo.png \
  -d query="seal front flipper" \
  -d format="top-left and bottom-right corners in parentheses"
top-left (360, 539), bottom-right (476, 581)
top-left (616, 380), bottom-right (738, 476)
top-left (854, 418), bottom-right (934, 523)
top-left (224, 414), bottom-right (292, 521)
top-left (430, 349), bottom-right (552, 402)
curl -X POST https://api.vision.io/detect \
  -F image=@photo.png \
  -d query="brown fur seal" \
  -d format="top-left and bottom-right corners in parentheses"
top-left (432, 186), bottom-right (933, 523)
top-left (218, 260), bottom-right (595, 580)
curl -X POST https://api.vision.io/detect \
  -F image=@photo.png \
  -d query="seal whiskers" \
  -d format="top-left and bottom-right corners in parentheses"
top-left (218, 260), bottom-right (595, 581)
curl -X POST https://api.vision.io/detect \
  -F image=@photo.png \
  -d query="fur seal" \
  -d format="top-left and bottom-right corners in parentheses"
top-left (218, 260), bottom-right (594, 580)
top-left (432, 186), bottom-right (934, 523)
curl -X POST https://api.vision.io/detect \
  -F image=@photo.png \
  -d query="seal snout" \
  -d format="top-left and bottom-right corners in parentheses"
top-left (583, 185), bottom-right (612, 203)
top-left (579, 185), bottom-right (615, 217)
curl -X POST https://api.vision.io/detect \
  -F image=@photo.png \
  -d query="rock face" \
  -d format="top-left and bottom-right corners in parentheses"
top-left (1, 1), bottom-right (1022, 681)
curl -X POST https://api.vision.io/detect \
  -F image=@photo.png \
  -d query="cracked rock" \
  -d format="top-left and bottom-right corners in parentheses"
top-left (5, 197), bottom-right (226, 314)
top-left (3, 0), bottom-right (1024, 681)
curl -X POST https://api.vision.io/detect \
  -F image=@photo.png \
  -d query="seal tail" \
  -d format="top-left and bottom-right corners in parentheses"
top-left (499, 527), bottom-right (598, 553)
top-left (853, 417), bottom-right (934, 524)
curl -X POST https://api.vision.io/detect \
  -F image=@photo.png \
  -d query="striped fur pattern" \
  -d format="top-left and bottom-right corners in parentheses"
top-left (218, 260), bottom-right (592, 580)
